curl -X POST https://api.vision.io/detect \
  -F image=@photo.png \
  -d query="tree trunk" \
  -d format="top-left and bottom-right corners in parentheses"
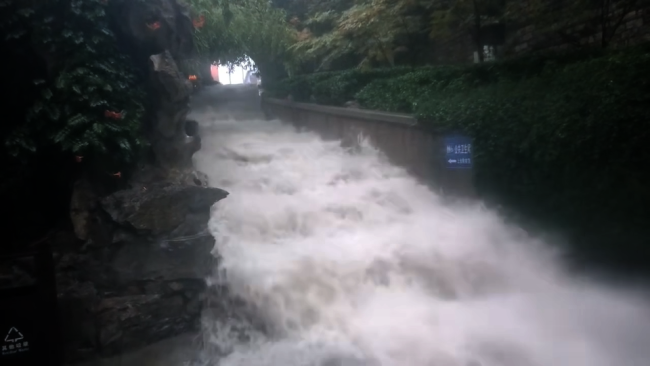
top-left (198, 60), bottom-right (214, 85)
top-left (472, 0), bottom-right (484, 62)
top-left (257, 59), bottom-right (288, 87)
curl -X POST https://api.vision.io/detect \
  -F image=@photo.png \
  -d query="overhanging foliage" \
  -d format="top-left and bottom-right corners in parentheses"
top-left (187, 0), bottom-right (298, 75)
top-left (2, 0), bottom-right (146, 166)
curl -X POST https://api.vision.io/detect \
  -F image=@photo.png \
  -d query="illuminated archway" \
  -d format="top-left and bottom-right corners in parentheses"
top-left (187, 0), bottom-right (294, 86)
top-left (213, 56), bottom-right (257, 85)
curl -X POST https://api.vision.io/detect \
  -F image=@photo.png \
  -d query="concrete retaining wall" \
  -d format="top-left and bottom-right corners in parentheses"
top-left (262, 98), bottom-right (476, 199)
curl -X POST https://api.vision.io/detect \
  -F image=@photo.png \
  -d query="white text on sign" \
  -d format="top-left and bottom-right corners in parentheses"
top-left (454, 144), bottom-right (471, 154)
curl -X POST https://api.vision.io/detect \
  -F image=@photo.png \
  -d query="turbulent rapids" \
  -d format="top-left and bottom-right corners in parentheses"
top-left (190, 85), bottom-right (650, 366)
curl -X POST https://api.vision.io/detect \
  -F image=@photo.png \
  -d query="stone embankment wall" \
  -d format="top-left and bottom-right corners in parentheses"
top-left (263, 98), bottom-right (476, 200)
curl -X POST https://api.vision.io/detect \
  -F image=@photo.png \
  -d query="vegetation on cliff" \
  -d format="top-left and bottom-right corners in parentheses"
top-left (1, 0), bottom-right (152, 248)
top-left (2, 0), bottom-right (146, 168)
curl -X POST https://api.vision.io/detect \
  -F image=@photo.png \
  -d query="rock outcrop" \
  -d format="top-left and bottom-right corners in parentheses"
top-left (148, 51), bottom-right (200, 169)
top-left (56, 0), bottom-right (226, 363)
top-left (109, 0), bottom-right (198, 170)
top-left (59, 181), bottom-right (227, 362)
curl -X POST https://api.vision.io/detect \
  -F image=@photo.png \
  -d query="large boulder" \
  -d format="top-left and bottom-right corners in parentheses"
top-left (58, 180), bottom-right (228, 362)
top-left (101, 183), bottom-right (227, 235)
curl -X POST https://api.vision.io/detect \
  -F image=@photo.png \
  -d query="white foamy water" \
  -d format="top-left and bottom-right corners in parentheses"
top-left (192, 86), bottom-right (650, 366)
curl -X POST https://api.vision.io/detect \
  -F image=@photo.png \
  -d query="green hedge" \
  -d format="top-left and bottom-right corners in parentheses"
top-left (269, 45), bottom-right (650, 270)
top-left (265, 66), bottom-right (415, 104)
top-left (265, 46), bottom-right (611, 106)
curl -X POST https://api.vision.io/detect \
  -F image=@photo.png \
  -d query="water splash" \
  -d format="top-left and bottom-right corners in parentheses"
top-left (192, 86), bottom-right (650, 366)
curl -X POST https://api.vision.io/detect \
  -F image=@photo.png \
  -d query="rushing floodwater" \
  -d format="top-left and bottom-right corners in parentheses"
top-left (192, 86), bottom-right (650, 366)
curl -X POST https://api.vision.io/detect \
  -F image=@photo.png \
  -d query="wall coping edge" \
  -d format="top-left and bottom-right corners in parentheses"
top-left (264, 98), bottom-right (418, 126)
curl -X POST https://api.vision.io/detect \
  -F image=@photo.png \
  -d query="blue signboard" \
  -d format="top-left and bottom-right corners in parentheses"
top-left (444, 135), bottom-right (472, 169)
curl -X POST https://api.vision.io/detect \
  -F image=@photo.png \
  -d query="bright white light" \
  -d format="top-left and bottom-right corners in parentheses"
top-left (217, 57), bottom-right (257, 85)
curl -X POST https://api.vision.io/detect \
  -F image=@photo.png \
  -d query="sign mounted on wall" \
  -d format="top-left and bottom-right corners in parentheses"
top-left (444, 135), bottom-right (472, 169)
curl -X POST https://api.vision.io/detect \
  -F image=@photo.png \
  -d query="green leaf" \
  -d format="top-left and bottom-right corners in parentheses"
top-left (93, 123), bottom-right (104, 134)
top-left (105, 122), bottom-right (120, 131)
top-left (72, 67), bottom-right (90, 76)
top-left (56, 75), bottom-right (67, 89)
top-left (90, 96), bottom-right (103, 106)
top-left (97, 62), bottom-right (115, 73)
top-left (42, 88), bottom-right (53, 100)
top-left (118, 139), bottom-right (131, 151)
top-left (5, 30), bottom-right (26, 40)
top-left (16, 8), bottom-right (34, 17)
top-left (49, 105), bottom-right (61, 121)
top-left (52, 127), bottom-right (70, 143)
top-left (32, 101), bottom-right (44, 115)
top-left (68, 114), bottom-right (88, 126)
top-left (72, 140), bottom-right (89, 153)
